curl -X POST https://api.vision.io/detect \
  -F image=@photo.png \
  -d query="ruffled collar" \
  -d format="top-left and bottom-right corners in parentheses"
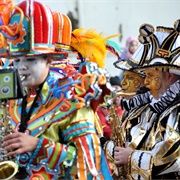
top-left (121, 91), bottom-right (151, 111)
top-left (150, 80), bottom-right (180, 114)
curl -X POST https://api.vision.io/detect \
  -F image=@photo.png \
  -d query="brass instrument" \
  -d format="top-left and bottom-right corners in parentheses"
top-left (0, 100), bottom-right (18, 180)
top-left (114, 91), bottom-right (136, 100)
top-left (109, 91), bottom-right (130, 180)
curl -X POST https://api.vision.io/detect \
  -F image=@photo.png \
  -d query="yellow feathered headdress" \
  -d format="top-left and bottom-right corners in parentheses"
top-left (70, 28), bottom-right (120, 68)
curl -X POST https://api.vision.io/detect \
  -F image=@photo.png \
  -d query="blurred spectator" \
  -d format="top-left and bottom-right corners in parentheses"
top-left (109, 76), bottom-right (122, 108)
top-left (96, 76), bottom-right (123, 140)
top-left (121, 36), bottom-right (138, 60)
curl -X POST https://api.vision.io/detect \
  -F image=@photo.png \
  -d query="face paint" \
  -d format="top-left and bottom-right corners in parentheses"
top-left (121, 71), bottom-right (144, 93)
top-left (14, 56), bottom-right (49, 89)
top-left (144, 68), bottom-right (168, 99)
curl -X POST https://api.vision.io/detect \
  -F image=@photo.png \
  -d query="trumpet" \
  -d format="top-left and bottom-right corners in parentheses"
top-left (0, 100), bottom-right (18, 180)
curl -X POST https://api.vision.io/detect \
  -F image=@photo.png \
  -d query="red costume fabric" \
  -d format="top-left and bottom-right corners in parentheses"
top-left (97, 105), bottom-right (123, 140)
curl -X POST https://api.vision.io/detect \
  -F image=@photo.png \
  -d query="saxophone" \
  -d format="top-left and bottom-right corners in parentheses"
top-left (0, 100), bottom-right (18, 180)
top-left (109, 91), bottom-right (135, 180)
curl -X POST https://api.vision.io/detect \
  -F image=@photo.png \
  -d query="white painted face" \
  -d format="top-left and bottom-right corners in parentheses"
top-left (14, 56), bottom-right (50, 89)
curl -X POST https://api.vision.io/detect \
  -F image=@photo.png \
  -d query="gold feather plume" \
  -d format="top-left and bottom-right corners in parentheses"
top-left (70, 28), bottom-right (120, 68)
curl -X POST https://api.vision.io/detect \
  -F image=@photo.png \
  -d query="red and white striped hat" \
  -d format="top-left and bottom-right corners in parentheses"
top-left (0, 0), bottom-right (72, 58)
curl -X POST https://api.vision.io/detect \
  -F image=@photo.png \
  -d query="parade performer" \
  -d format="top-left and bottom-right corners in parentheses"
top-left (106, 21), bottom-right (180, 179)
top-left (104, 32), bottom-right (150, 178)
top-left (0, 0), bottom-right (120, 179)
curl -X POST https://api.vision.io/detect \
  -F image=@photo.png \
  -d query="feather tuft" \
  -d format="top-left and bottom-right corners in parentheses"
top-left (70, 28), bottom-right (120, 68)
top-left (106, 40), bottom-right (121, 60)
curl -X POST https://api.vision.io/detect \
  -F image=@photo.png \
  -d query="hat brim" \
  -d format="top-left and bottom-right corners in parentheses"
top-left (133, 64), bottom-right (180, 76)
top-left (8, 51), bottom-right (68, 59)
top-left (114, 59), bottom-right (146, 77)
top-left (113, 60), bottom-right (132, 71)
top-left (113, 57), bottom-right (139, 71)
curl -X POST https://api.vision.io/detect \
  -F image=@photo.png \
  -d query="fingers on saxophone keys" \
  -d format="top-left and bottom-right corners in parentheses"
top-left (114, 146), bottom-right (121, 151)
top-left (2, 141), bottom-right (6, 148)
top-left (2, 140), bottom-right (14, 150)
top-left (114, 148), bottom-right (120, 156)
top-left (7, 151), bottom-right (16, 157)
top-left (1, 154), bottom-right (8, 158)
top-left (2, 139), bottom-right (12, 148)
top-left (114, 157), bottom-right (121, 164)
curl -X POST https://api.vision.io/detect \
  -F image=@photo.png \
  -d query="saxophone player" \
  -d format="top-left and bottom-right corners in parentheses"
top-left (0, 0), bottom-right (118, 179)
top-left (103, 67), bottom-right (147, 179)
top-left (105, 22), bottom-right (180, 180)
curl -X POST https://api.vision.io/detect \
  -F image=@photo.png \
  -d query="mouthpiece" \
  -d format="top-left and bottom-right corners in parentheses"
top-left (115, 91), bottom-right (136, 98)
top-left (20, 75), bottom-right (26, 82)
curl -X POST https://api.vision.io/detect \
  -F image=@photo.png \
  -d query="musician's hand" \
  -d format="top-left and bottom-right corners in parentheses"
top-left (2, 129), bottom-right (39, 156)
top-left (114, 143), bottom-right (132, 165)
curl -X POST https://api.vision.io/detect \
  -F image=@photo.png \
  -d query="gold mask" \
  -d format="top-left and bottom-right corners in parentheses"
top-left (121, 71), bottom-right (144, 93)
top-left (144, 68), bottom-right (167, 99)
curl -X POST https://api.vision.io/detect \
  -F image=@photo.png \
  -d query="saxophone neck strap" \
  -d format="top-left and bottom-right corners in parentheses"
top-left (19, 83), bottom-right (44, 133)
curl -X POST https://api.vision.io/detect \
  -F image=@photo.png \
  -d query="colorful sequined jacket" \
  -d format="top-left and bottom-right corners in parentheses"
top-left (9, 62), bottom-right (112, 180)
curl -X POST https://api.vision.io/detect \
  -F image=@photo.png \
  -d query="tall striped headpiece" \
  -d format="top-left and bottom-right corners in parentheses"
top-left (0, 0), bottom-right (71, 58)
top-left (132, 19), bottom-right (180, 75)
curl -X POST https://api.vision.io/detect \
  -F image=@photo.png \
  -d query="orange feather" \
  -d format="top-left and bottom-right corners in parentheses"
top-left (70, 28), bottom-right (120, 68)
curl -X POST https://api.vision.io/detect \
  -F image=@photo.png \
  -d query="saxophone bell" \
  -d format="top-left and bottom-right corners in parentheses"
top-left (0, 161), bottom-right (18, 180)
